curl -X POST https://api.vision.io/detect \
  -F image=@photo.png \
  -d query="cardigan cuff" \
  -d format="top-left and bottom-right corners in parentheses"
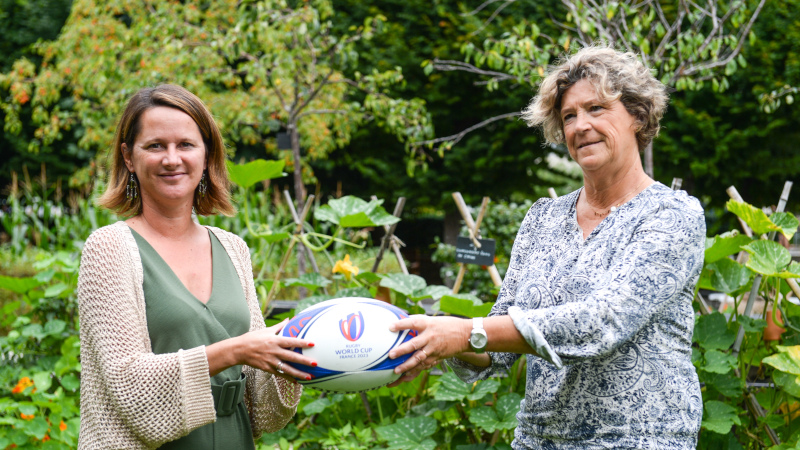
top-left (179, 346), bottom-right (216, 429)
top-left (508, 306), bottom-right (563, 369)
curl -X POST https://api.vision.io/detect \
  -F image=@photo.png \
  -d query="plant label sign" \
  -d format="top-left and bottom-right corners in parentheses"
top-left (455, 237), bottom-right (496, 266)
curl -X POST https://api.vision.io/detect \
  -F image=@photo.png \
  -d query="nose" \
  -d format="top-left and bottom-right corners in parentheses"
top-left (574, 111), bottom-right (592, 132)
top-left (162, 145), bottom-right (180, 167)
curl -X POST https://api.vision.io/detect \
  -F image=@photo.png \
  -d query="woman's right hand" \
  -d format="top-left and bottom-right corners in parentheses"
top-left (208, 319), bottom-right (316, 383)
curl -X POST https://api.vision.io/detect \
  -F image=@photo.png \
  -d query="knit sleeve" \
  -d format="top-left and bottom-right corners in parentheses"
top-left (227, 234), bottom-right (302, 437)
top-left (78, 226), bottom-right (216, 447)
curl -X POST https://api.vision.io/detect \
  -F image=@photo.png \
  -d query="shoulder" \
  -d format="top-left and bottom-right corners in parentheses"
top-left (521, 189), bottom-right (579, 224)
top-left (206, 226), bottom-right (249, 257)
top-left (83, 221), bottom-right (134, 256)
top-left (634, 183), bottom-right (706, 237)
top-left (643, 183), bottom-right (703, 216)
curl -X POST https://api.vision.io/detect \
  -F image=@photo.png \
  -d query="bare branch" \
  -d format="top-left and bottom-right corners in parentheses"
top-left (432, 59), bottom-right (516, 83)
top-left (680, 0), bottom-right (765, 77)
top-left (463, 0), bottom-right (513, 16)
top-left (469, 0), bottom-right (516, 37)
top-left (412, 112), bottom-right (520, 148)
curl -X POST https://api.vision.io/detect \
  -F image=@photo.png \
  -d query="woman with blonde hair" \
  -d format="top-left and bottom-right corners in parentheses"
top-left (389, 46), bottom-right (705, 448)
top-left (79, 84), bottom-right (316, 449)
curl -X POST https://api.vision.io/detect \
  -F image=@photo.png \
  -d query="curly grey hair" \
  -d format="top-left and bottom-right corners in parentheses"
top-left (521, 45), bottom-right (668, 151)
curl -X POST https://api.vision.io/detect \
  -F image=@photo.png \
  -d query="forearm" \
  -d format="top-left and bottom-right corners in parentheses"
top-left (206, 336), bottom-right (242, 377)
top-left (455, 316), bottom-right (537, 367)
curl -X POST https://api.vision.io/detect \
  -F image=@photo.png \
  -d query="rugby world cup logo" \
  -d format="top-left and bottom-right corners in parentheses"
top-left (340, 311), bottom-right (365, 342)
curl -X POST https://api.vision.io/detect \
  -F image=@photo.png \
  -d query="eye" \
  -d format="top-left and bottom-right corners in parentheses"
top-left (179, 142), bottom-right (194, 148)
top-left (147, 143), bottom-right (162, 149)
top-left (589, 105), bottom-right (604, 112)
top-left (562, 113), bottom-right (575, 123)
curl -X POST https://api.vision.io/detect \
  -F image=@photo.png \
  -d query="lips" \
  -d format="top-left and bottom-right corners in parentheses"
top-left (578, 140), bottom-right (602, 149)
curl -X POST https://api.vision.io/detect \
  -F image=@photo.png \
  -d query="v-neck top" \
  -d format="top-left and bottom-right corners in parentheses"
top-left (449, 183), bottom-right (706, 449)
top-left (130, 228), bottom-right (254, 449)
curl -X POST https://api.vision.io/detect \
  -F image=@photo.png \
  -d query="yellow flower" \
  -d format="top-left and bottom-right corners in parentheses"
top-left (332, 254), bottom-right (359, 281)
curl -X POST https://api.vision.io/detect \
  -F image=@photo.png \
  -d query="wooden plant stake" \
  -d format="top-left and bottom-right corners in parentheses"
top-left (264, 193), bottom-right (316, 313)
top-left (371, 196), bottom-right (409, 275)
top-left (283, 190), bottom-right (324, 277)
top-left (451, 193), bottom-right (502, 294)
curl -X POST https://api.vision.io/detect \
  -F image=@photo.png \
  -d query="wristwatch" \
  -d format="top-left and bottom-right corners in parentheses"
top-left (469, 317), bottom-right (488, 353)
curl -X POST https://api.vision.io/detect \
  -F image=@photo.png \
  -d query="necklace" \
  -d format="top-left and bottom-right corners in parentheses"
top-left (588, 178), bottom-right (649, 217)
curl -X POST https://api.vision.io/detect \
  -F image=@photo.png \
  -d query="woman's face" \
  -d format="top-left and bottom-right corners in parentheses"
top-left (122, 106), bottom-right (207, 210)
top-left (560, 79), bottom-right (639, 176)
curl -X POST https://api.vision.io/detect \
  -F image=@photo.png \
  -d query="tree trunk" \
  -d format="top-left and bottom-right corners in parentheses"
top-left (289, 119), bottom-right (308, 295)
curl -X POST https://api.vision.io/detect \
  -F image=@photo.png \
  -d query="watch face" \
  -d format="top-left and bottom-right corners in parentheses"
top-left (470, 332), bottom-right (488, 349)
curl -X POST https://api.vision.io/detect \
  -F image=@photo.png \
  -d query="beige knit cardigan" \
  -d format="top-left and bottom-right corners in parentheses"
top-left (77, 221), bottom-right (302, 449)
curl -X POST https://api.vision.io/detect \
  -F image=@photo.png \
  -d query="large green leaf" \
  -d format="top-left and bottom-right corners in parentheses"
top-left (375, 416), bottom-right (438, 450)
top-left (706, 258), bottom-right (752, 294)
top-left (439, 296), bottom-right (494, 318)
top-left (773, 371), bottom-right (800, 398)
top-left (701, 400), bottom-right (742, 434)
top-left (770, 212), bottom-right (800, 241)
top-left (409, 285), bottom-right (452, 302)
top-left (283, 273), bottom-right (331, 292)
top-left (380, 273), bottom-right (427, 297)
top-left (775, 261), bottom-right (800, 279)
top-left (334, 287), bottom-right (372, 299)
top-left (0, 275), bottom-right (42, 294)
top-left (743, 240), bottom-right (791, 276)
top-left (702, 372), bottom-right (744, 398)
top-left (693, 312), bottom-right (736, 351)
top-left (295, 294), bottom-right (334, 313)
top-left (226, 159), bottom-right (286, 188)
top-left (702, 349), bottom-right (737, 374)
top-left (763, 345), bottom-right (800, 375)
top-left (726, 201), bottom-right (780, 236)
top-left (468, 393), bottom-right (522, 432)
top-left (434, 372), bottom-right (472, 401)
top-left (314, 196), bottom-right (400, 228)
top-left (704, 232), bottom-right (752, 263)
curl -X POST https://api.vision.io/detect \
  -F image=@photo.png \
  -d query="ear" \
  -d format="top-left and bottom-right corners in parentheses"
top-left (121, 143), bottom-right (134, 173)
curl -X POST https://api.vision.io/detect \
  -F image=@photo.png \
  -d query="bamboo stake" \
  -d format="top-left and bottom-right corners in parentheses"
top-left (264, 194), bottom-right (315, 313)
top-left (548, 187), bottom-right (558, 199)
top-left (283, 190), bottom-right (322, 275)
top-left (371, 197), bottom-right (408, 274)
top-left (732, 181), bottom-right (792, 356)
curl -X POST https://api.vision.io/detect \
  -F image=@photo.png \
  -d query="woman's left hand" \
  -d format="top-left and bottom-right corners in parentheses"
top-left (386, 315), bottom-right (471, 385)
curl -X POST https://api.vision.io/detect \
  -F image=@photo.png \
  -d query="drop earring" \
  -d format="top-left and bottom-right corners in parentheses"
top-left (198, 171), bottom-right (207, 197)
top-left (126, 173), bottom-right (138, 199)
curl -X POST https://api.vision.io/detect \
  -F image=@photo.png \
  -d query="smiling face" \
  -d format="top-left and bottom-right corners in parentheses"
top-left (122, 106), bottom-right (207, 211)
top-left (560, 79), bottom-right (640, 176)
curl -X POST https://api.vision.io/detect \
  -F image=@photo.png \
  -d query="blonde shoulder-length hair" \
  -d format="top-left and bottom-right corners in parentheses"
top-left (98, 84), bottom-right (235, 217)
top-left (522, 45), bottom-right (668, 151)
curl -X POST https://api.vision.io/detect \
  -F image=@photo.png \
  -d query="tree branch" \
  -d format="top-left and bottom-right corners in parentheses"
top-left (411, 112), bottom-right (520, 148)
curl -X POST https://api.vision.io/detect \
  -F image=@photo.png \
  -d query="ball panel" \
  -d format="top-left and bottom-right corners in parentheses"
top-left (299, 369), bottom-right (401, 393)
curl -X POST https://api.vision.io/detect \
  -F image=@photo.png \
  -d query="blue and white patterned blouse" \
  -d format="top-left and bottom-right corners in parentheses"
top-left (449, 182), bottom-right (705, 449)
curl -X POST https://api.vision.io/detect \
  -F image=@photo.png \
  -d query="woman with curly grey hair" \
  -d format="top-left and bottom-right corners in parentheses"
top-left (389, 45), bottom-right (705, 448)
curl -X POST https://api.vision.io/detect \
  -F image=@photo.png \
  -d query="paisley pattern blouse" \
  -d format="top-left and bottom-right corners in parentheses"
top-left (449, 183), bottom-right (705, 449)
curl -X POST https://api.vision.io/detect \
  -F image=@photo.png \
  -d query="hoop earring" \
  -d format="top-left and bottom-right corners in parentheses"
top-left (126, 173), bottom-right (138, 199)
top-left (198, 171), bottom-right (207, 197)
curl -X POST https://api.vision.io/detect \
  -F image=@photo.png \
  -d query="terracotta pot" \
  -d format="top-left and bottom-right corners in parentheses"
top-left (764, 309), bottom-right (786, 341)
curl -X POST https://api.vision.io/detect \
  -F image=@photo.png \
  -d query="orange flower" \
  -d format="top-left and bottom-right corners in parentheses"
top-left (20, 413), bottom-right (35, 420)
top-left (11, 377), bottom-right (34, 394)
top-left (59, 420), bottom-right (67, 431)
top-left (41, 435), bottom-right (50, 442)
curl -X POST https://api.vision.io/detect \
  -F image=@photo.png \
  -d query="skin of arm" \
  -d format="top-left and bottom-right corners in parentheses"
top-left (386, 315), bottom-right (537, 383)
top-left (205, 319), bottom-right (317, 383)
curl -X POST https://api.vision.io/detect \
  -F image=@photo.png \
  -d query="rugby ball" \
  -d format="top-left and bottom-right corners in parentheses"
top-left (281, 297), bottom-right (418, 393)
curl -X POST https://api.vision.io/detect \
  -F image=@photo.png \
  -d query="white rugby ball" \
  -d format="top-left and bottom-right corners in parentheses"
top-left (281, 297), bottom-right (417, 393)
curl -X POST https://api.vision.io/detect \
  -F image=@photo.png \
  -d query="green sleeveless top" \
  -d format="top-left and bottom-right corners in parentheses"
top-left (131, 228), bottom-right (255, 449)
